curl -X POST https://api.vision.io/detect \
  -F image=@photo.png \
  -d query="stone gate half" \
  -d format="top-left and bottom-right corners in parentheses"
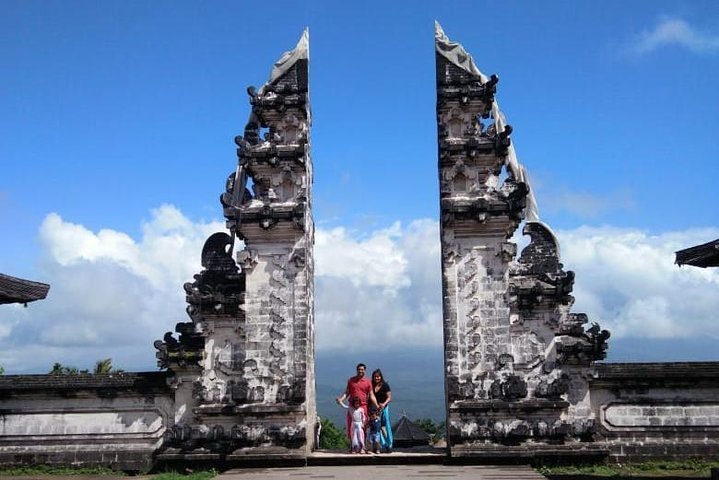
top-left (435, 23), bottom-right (611, 459)
top-left (154, 30), bottom-right (316, 462)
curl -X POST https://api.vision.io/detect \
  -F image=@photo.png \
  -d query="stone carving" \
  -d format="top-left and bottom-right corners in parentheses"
top-left (534, 373), bottom-right (571, 400)
top-left (153, 231), bottom-right (245, 370)
top-left (556, 320), bottom-right (611, 364)
top-left (489, 374), bottom-right (528, 401)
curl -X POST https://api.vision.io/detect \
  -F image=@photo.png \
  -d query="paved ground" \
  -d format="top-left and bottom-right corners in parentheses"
top-left (219, 465), bottom-right (548, 480)
top-left (0, 477), bottom-right (150, 480)
top-left (0, 465), bottom-right (548, 480)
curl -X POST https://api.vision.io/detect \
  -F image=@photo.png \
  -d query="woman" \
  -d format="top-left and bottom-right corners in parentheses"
top-left (371, 368), bottom-right (393, 453)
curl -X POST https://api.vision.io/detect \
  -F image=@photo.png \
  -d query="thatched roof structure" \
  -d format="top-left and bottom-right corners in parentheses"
top-left (675, 238), bottom-right (719, 268)
top-left (0, 273), bottom-right (50, 305)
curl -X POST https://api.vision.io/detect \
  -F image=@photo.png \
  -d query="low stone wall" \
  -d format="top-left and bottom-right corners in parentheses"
top-left (0, 372), bottom-right (172, 471)
top-left (590, 362), bottom-right (719, 462)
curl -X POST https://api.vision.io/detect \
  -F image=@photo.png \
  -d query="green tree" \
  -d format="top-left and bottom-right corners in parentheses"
top-left (49, 359), bottom-right (123, 375)
top-left (413, 418), bottom-right (446, 439)
top-left (49, 363), bottom-right (88, 375)
top-left (318, 417), bottom-right (349, 450)
top-left (94, 358), bottom-right (123, 374)
top-left (0, 365), bottom-right (4, 375)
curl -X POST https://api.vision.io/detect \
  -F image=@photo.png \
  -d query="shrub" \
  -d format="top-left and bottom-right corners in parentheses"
top-left (319, 417), bottom-right (349, 450)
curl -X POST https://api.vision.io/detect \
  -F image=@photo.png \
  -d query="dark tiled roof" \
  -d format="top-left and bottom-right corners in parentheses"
top-left (675, 238), bottom-right (719, 268)
top-left (0, 273), bottom-right (50, 304)
top-left (392, 415), bottom-right (431, 442)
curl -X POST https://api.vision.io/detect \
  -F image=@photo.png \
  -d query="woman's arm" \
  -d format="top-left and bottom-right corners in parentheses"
top-left (380, 389), bottom-right (392, 409)
top-left (368, 389), bottom-right (379, 408)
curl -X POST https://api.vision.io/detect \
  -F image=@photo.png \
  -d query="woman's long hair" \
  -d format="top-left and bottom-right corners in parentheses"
top-left (371, 368), bottom-right (384, 386)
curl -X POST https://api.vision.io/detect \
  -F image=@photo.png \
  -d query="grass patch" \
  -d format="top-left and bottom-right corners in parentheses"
top-left (0, 466), bottom-right (216, 479)
top-left (152, 471), bottom-right (216, 480)
top-left (0, 465), bottom-right (122, 476)
top-left (539, 459), bottom-right (719, 477)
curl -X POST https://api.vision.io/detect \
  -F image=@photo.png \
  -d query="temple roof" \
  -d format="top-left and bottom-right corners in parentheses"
top-left (675, 238), bottom-right (719, 268)
top-left (0, 273), bottom-right (50, 305)
top-left (392, 414), bottom-right (431, 443)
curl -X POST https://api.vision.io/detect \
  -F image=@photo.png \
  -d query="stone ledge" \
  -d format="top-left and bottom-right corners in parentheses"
top-left (0, 447), bottom-right (156, 470)
top-left (593, 362), bottom-right (719, 388)
top-left (156, 447), bottom-right (307, 468)
top-left (308, 450), bottom-right (445, 466)
top-left (0, 372), bottom-right (171, 394)
top-left (447, 443), bottom-right (609, 463)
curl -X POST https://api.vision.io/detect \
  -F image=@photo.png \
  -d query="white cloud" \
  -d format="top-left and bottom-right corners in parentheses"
top-left (316, 222), bottom-right (411, 295)
top-left (1, 206), bottom-right (717, 373)
top-left (0, 205), bottom-right (224, 373)
top-left (315, 219), bottom-right (442, 352)
top-left (626, 17), bottom-right (719, 55)
top-left (559, 226), bottom-right (719, 339)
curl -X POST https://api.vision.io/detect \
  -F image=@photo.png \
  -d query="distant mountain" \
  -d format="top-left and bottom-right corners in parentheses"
top-left (315, 347), bottom-right (445, 428)
top-left (606, 337), bottom-right (719, 363)
top-left (314, 338), bottom-right (719, 428)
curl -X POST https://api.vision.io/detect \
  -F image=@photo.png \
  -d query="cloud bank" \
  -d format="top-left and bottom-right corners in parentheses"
top-left (626, 17), bottom-right (719, 55)
top-left (1, 206), bottom-right (717, 373)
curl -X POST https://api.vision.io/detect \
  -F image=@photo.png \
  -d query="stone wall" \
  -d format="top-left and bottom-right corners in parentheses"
top-left (0, 373), bottom-right (172, 471)
top-left (590, 362), bottom-right (719, 461)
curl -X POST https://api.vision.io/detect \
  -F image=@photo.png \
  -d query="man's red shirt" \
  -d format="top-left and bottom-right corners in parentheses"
top-left (345, 375), bottom-right (372, 405)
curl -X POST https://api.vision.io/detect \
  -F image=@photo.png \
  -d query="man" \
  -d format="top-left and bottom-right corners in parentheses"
top-left (336, 363), bottom-right (378, 447)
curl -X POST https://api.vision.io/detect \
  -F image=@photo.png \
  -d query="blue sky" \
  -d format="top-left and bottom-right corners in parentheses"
top-left (1, 1), bottom-right (719, 374)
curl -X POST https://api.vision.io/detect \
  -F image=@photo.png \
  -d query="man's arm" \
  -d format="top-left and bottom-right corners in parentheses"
top-left (336, 380), bottom-right (349, 404)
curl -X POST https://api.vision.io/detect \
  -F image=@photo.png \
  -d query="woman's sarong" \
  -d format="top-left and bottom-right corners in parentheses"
top-left (379, 406), bottom-right (393, 451)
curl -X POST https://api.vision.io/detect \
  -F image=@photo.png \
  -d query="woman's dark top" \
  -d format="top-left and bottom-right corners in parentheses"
top-left (374, 382), bottom-right (391, 404)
